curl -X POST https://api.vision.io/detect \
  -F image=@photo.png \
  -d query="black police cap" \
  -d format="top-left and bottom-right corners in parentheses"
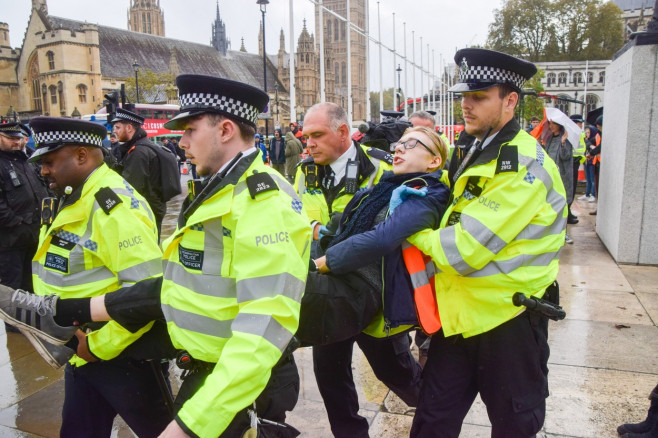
top-left (380, 110), bottom-right (405, 119)
top-left (449, 48), bottom-right (537, 93)
top-left (165, 74), bottom-right (269, 130)
top-left (569, 114), bottom-right (584, 123)
top-left (19, 123), bottom-right (32, 137)
top-left (111, 107), bottom-right (145, 125)
top-left (28, 117), bottom-right (107, 162)
top-left (0, 122), bottom-right (24, 138)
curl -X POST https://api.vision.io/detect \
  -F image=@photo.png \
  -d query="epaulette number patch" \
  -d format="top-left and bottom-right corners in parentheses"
top-left (246, 171), bottom-right (279, 199)
top-left (496, 146), bottom-right (518, 174)
top-left (95, 187), bottom-right (123, 215)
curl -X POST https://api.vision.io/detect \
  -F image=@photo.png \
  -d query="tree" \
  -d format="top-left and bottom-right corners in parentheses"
top-left (486, 0), bottom-right (624, 61)
top-left (369, 87), bottom-right (398, 120)
top-left (123, 69), bottom-right (175, 104)
top-left (518, 69), bottom-right (546, 123)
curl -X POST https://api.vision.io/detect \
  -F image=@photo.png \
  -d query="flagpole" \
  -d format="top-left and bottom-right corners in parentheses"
top-left (403, 22), bottom-right (408, 117)
top-left (347, 0), bottom-right (353, 124)
top-left (289, 0), bottom-right (296, 122)
top-left (319, 0), bottom-right (326, 102)
top-left (392, 12), bottom-right (396, 111)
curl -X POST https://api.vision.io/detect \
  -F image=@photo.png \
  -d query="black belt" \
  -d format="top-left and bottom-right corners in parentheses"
top-left (175, 350), bottom-right (294, 380)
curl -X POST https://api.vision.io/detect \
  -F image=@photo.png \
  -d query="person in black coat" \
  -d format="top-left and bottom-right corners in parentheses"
top-left (111, 108), bottom-right (166, 236)
top-left (0, 122), bottom-right (50, 292)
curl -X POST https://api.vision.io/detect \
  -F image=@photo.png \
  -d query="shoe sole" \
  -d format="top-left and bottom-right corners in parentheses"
top-left (18, 328), bottom-right (69, 369)
top-left (0, 307), bottom-right (70, 346)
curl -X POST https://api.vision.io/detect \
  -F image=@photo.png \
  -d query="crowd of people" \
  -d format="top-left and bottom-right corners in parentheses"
top-left (1, 46), bottom-right (653, 438)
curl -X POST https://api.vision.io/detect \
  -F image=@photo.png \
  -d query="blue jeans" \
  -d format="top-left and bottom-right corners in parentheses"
top-left (585, 162), bottom-right (596, 197)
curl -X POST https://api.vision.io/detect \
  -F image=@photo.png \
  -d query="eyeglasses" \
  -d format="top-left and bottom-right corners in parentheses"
top-left (390, 138), bottom-right (436, 156)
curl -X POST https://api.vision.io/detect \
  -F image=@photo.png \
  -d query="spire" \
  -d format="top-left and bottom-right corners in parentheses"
top-left (280, 28), bottom-right (285, 52)
top-left (211, 0), bottom-right (229, 55)
top-left (32, 0), bottom-right (48, 13)
top-left (240, 37), bottom-right (247, 52)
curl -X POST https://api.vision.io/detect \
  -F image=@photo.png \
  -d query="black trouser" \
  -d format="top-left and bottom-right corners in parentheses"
top-left (61, 359), bottom-right (171, 438)
top-left (410, 311), bottom-right (550, 438)
top-left (0, 242), bottom-right (37, 291)
top-left (571, 158), bottom-right (580, 201)
top-left (313, 332), bottom-right (422, 438)
top-left (174, 356), bottom-right (300, 437)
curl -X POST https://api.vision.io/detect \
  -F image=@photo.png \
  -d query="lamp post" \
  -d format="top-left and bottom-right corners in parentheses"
top-left (396, 64), bottom-right (402, 111)
top-left (132, 60), bottom-right (140, 103)
top-left (257, 0), bottom-right (270, 140)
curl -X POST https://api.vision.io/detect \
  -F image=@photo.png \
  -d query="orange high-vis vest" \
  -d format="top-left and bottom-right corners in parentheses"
top-left (401, 241), bottom-right (442, 335)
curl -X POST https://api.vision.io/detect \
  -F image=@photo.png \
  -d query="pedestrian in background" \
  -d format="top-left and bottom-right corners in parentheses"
top-left (270, 128), bottom-right (286, 175)
top-left (545, 117), bottom-right (574, 243)
top-left (284, 130), bottom-right (303, 182)
top-left (255, 133), bottom-right (268, 164)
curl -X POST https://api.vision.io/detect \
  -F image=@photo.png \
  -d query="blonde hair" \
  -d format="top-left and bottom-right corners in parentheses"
top-left (403, 126), bottom-right (448, 170)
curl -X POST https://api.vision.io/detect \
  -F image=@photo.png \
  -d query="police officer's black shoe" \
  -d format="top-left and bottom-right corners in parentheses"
top-left (567, 215), bottom-right (579, 224)
top-left (618, 385), bottom-right (658, 436)
top-left (0, 285), bottom-right (77, 345)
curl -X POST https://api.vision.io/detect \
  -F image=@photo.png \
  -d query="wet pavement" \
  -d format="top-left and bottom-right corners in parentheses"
top-left (0, 178), bottom-right (656, 437)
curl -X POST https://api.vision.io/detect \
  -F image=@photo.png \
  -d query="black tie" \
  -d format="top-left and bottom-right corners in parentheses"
top-left (323, 167), bottom-right (335, 190)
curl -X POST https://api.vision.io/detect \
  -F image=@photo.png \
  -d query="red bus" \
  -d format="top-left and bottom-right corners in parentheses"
top-left (88, 103), bottom-right (183, 137)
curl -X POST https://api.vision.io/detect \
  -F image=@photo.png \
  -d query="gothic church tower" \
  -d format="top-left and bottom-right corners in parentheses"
top-left (128, 0), bottom-right (165, 36)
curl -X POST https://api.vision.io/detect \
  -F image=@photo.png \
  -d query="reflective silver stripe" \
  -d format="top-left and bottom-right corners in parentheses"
top-left (202, 218), bottom-right (224, 276)
top-left (233, 181), bottom-right (248, 198)
top-left (113, 188), bottom-right (153, 220)
top-left (162, 303), bottom-right (233, 338)
top-left (33, 263), bottom-right (115, 287)
top-left (409, 270), bottom-right (430, 289)
top-left (460, 214), bottom-right (507, 255)
top-left (237, 272), bottom-right (305, 303)
top-left (466, 250), bottom-right (560, 278)
top-left (270, 173), bottom-right (302, 202)
top-left (425, 260), bottom-right (436, 277)
top-left (232, 313), bottom-right (292, 352)
top-left (439, 226), bottom-right (475, 275)
top-left (366, 156), bottom-right (381, 188)
top-left (118, 258), bottom-right (162, 283)
top-left (515, 215), bottom-right (567, 242)
top-left (163, 260), bottom-right (236, 298)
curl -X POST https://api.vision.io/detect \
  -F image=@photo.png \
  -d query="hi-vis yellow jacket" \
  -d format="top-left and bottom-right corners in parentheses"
top-left (160, 153), bottom-right (311, 437)
top-left (294, 143), bottom-right (392, 225)
top-left (409, 120), bottom-right (567, 338)
top-left (32, 163), bottom-right (162, 365)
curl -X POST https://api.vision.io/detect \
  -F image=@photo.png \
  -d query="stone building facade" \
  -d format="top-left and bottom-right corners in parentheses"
top-left (535, 60), bottom-right (610, 117)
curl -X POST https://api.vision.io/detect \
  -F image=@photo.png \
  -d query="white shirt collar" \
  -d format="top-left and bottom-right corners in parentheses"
top-left (329, 143), bottom-right (357, 182)
top-left (216, 147), bottom-right (258, 175)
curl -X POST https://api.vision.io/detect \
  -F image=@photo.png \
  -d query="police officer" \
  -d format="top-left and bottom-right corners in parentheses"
top-left (0, 122), bottom-right (49, 294)
top-left (295, 102), bottom-right (422, 438)
top-left (155, 75), bottom-right (310, 437)
top-left (406, 48), bottom-right (567, 437)
top-left (111, 108), bottom-right (167, 235)
top-left (27, 117), bottom-right (170, 437)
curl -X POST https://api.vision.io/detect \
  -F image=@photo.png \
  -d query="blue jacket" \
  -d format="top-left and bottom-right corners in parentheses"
top-left (325, 170), bottom-right (450, 328)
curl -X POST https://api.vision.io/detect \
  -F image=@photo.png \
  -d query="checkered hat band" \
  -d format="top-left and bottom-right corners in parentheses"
top-left (115, 112), bottom-right (143, 124)
top-left (179, 93), bottom-right (260, 125)
top-left (460, 65), bottom-right (526, 90)
top-left (33, 130), bottom-right (103, 147)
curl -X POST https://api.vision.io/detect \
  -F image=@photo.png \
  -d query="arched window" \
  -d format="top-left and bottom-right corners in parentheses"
top-left (341, 21), bottom-right (346, 40)
top-left (335, 63), bottom-right (340, 83)
top-left (327, 20), bottom-right (332, 40)
top-left (556, 95), bottom-right (569, 114)
top-left (46, 51), bottom-right (55, 70)
top-left (49, 84), bottom-right (58, 105)
top-left (585, 94), bottom-right (598, 114)
top-left (57, 81), bottom-right (65, 112)
top-left (547, 73), bottom-right (556, 86)
top-left (142, 13), bottom-right (147, 33)
top-left (341, 62), bottom-right (346, 84)
top-left (334, 20), bottom-right (339, 41)
top-left (598, 71), bottom-right (605, 85)
top-left (306, 53), bottom-right (309, 64)
top-left (558, 72), bottom-right (567, 85)
top-left (27, 53), bottom-right (42, 112)
top-left (587, 72), bottom-right (593, 83)
top-left (77, 84), bottom-right (87, 103)
top-left (573, 72), bottom-right (583, 84)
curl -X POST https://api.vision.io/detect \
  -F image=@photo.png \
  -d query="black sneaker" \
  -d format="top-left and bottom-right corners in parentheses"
top-left (19, 327), bottom-right (74, 369)
top-left (567, 215), bottom-right (579, 225)
top-left (0, 286), bottom-right (77, 345)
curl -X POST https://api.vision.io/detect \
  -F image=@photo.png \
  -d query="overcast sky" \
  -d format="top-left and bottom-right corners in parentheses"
top-left (2, 0), bottom-right (501, 91)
